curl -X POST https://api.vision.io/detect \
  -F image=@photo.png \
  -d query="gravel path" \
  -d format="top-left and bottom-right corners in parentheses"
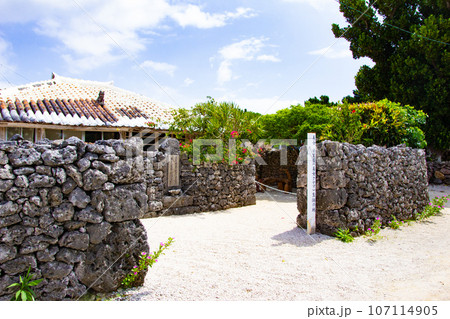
top-left (119, 185), bottom-right (450, 301)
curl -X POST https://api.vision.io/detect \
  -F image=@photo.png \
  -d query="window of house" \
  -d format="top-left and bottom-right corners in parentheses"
top-left (22, 128), bottom-right (35, 142)
top-left (6, 127), bottom-right (35, 142)
top-left (85, 131), bottom-right (102, 143)
top-left (64, 130), bottom-right (83, 140)
top-left (46, 129), bottom-right (63, 140)
top-left (103, 132), bottom-right (120, 140)
top-left (6, 127), bottom-right (22, 140)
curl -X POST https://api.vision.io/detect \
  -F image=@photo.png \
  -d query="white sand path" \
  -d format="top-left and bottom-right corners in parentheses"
top-left (120, 185), bottom-right (450, 301)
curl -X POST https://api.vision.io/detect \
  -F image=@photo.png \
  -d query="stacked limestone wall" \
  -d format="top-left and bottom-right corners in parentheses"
top-left (142, 139), bottom-right (257, 217)
top-left (1, 136), bottom-right (257, 300)
top-left (174, 156), bottom-right (256, 214)
top-left (297, 141), bottom-right (429, 236)
top-left (256, 148), bottom-right (298, 186)
top-left (0, 136), bottom-right (149, 300)
top-left (427, 161), bottom-right (450, 185)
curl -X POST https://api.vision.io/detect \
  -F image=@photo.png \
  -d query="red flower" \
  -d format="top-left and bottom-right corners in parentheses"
top-left (242, 148), bottom-right (247, 154)
top-left (351, 110), bottom-right (356, 113)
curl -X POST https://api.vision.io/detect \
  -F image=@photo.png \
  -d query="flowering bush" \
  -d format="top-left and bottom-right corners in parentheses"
top-left (231, 131), bottom-right (240, 138)
top-left (323, 99), bottom-right (427, 148)
top-left (121, 237), bottom-right (174, 289)
top-left (388, 216), bottom-right (404, 229)
top-left (178, 132), bottom-right (257, 165)
top-left (365, 217), bottom-right (382, 236)
top-left (322, 103), bottom-right (364, 144)
top-left (417, 195), bottom-right (449, 220)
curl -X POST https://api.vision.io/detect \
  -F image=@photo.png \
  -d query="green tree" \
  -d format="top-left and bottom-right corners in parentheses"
top-left (260, 103), bottom-right (333, 143)
top-left (305, 95), bottom-right (337, 106)
top-left (332, 0), bottom-right (450, 149)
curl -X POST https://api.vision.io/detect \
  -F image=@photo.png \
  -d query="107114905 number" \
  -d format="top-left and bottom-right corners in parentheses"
top-left (368, 305), bottom-right (438, 316)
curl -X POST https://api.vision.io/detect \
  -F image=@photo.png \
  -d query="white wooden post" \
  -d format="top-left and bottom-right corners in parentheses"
top-left (307, 133), bottom-right (316, 235)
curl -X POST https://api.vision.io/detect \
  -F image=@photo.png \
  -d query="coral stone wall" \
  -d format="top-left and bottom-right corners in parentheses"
top-left (297, 141), bottom-right (429, 236)
top-left (174, 156), bottom-right (256, 214)
top-left (0, 136), bottom-right (257, 300)
top-left (0, 137), bottom-right (149, 300)
top-left (256, 148), bottom-right (298, 186)
top-left (427, 161), bottom-right (450, 185)
top-left (143, 139), bottom-right (257, 217)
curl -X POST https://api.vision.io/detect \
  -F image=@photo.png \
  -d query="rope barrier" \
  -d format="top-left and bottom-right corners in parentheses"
top-left (255, 180), bottom-right (297, 196)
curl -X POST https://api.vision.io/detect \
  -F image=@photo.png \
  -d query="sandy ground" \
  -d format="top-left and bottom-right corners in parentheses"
top-left (118, 185), bottom-right (450, 301)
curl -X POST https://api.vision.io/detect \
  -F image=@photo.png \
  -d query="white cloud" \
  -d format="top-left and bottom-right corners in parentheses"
top-left (217, 61), bottom-right (233, 85)
top-left (140, 60), bottom-right (177, 76)
top-left (216, 37), bottom-right (279, 85)
top-left (170, 5), bottom-right (256, 29)
top-left (308, 41), bottom-right (352, 59)
top-left (256, 54), bottom-right (281, 62)
top-left (282, 0), bottom-right (335, 11)
top-left (219, 37), bottom-right (266, 61)
top-left (183, 77), bottom-right (194, 86)
top-left (0, 0), bottom-right (255, 71)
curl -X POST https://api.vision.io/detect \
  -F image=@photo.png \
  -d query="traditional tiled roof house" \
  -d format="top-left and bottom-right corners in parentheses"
top-left (0, 73), bottom-right (174, 145)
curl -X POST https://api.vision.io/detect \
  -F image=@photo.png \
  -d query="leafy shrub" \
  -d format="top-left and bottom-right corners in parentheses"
top-left (321, 103), bottom-right (364, 144)
top-left (323, 99), bottom-right (427, 148)
top-left (260, 103), bottom-right (332, 143)
top-left (334, 228), bottom-right (354, 243)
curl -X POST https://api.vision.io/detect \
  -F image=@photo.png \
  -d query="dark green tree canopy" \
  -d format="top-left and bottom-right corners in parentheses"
top-left (305, 95), bottom-right (337, 106)
top-left (332, 0), bottom-right (450, 149)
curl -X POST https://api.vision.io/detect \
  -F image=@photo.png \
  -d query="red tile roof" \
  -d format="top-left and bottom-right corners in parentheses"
top-left (0, 73), bottom-right (174, 129)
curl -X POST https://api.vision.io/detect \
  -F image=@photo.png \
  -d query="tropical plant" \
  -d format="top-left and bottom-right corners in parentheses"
top-left (170, 97), bottom-right (263, 144)
top-left (7, 267), bottom-right (42, 301)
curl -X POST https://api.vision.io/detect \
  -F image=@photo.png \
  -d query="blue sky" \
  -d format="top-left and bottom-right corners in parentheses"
top-left (0, 0), bottom-right (373, 114)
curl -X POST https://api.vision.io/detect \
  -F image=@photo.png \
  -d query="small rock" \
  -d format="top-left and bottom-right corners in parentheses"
top-left (69, 187), bottom-right (90, 209)
top-left (75, 207), bottom-right (103, 223)
top-left (82, 169), bottom-right (108, 191)
top-left (8, 147), bottom-right (41, 167)
top-left (52, 202), bottom-right (75, 222)
top-left (42, 146), bottom-right (78, 167)
top-left (41, 261), bottom-right (73, 279)
top-left (58, 231), bottom-right (90, 251)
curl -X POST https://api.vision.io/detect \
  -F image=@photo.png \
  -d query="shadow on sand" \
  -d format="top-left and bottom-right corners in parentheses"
top-left (271, 226), bottom-right (332, 247)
